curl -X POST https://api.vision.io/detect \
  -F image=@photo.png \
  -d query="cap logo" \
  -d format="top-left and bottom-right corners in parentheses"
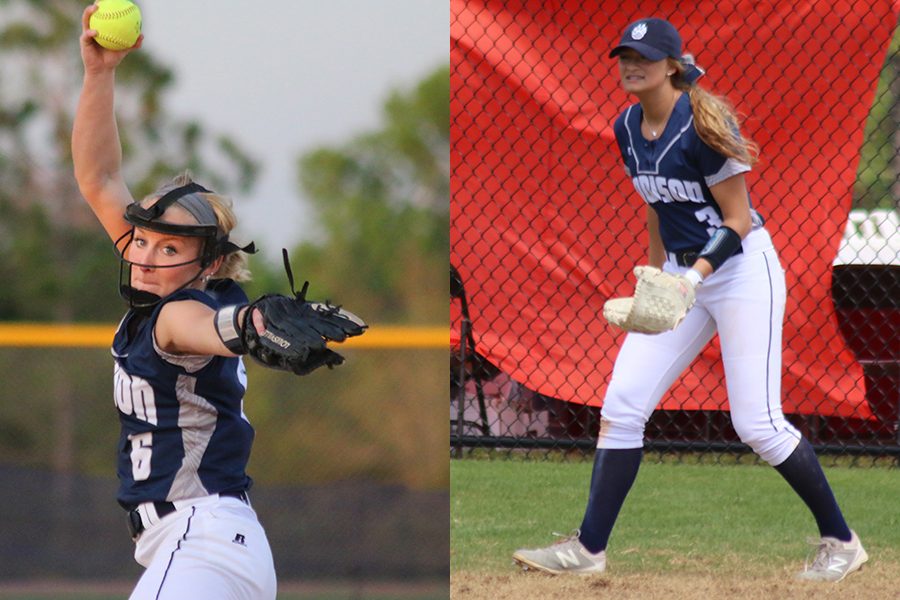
top-left (631, 23), bottom-right (648, 40)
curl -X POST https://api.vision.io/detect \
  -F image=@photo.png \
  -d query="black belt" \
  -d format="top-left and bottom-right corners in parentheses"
top-left (127, 490), bottom-right (249, 539)
top-left (668, 246), bottom-right (744, 267)
top-left (670, 250), bottom-right (700, 267)
top-left (666, 247), bottom-right (744, 267)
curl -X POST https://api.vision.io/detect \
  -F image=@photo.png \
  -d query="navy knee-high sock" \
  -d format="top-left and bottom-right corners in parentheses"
top-left (578, 448), bottom-right (643, 553)
top-left (774, 438), bottom-right (851, 541)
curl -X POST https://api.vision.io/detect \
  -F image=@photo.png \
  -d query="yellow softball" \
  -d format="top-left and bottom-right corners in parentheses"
top-left (89, 0), bottom-right (142, 51)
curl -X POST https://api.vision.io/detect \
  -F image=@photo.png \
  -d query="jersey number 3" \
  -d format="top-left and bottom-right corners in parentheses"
top-left (694, 206), bottom-right (723, 236)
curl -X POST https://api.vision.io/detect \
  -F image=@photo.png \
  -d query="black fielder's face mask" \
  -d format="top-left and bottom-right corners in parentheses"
top-left (114, 182), bottom-right (255, 314)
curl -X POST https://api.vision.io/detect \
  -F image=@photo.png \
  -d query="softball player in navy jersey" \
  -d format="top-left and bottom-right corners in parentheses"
top-left (514, 17), bottom-right (867, 582)
top-left (73, 6), bottom-right (277, 598)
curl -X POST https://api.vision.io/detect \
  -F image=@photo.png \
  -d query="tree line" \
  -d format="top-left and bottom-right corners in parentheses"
top-left (0, 0), bottom-right (448, 325)
top-left (0, 0), bottom-right (449, 489)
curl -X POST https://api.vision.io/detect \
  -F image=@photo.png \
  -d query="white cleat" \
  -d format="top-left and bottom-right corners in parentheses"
top-left (797, 529), bottom-right (868, 582)
top-left (513, 530), bottom-right (606, 575)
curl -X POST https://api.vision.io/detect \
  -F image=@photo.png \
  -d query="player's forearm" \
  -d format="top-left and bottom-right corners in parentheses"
top-left (690, 258), bottom-right (714, 279)
top-left (648, 244), bottom-right (666, 268)
top-left (72, 70), bottom-right (124, 195)
top-left (646, 208), bottom-right (666, 267)
top-left (721, 213), bottom-right (751, 239)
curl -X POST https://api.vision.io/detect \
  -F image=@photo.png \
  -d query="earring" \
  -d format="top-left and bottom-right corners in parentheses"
top-left (202, 274), bottom-right (211, 283)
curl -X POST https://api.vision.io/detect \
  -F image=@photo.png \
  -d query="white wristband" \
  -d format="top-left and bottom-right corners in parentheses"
top-left (214, 304), bottom-right (248, 354)
top-left (684, 268), bottom-right (704, 288)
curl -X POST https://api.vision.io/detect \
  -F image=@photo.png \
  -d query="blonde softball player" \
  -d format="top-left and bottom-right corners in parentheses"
top-left (73, 5), bottom-right (365, 598)
top-left (513, 17), bottom-right (866, 582)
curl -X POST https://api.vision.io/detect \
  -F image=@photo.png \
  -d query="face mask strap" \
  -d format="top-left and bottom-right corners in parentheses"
top-left (128, 183), bottom-right (212, 221)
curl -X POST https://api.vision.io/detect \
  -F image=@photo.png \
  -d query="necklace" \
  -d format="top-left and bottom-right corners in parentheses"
top-left (644, 91), bottom-right (678, 138)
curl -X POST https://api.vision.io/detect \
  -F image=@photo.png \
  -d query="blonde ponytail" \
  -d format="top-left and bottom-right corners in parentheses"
top-left (669, 59), bottom-right (759, 165)
top-left (204, 193), bottom-right (252, 282)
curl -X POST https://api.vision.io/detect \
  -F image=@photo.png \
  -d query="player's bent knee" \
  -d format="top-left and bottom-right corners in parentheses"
top-left (735, 428), bottom-right (800, 465)
top-left (596, 416), bottom-right (645, 449)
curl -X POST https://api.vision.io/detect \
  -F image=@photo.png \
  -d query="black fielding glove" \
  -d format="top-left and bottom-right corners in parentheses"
top-left (241, 294), bottom-right (367, 375)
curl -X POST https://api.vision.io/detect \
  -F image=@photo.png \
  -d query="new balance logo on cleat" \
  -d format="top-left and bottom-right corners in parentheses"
top-left (797, 530), bottom-right (868, 582)
top-left (512, 531), bottom-right (606, 575)
top-left (827, 556), bottom-right (848, 574)
top-left (556, 549), bottom-right (581, 569)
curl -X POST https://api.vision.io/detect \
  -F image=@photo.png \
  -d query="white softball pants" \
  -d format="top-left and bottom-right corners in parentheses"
top-left (597, 229), bottom-right (802, 465)
top-left (129, 494), bottom-right (277, 600)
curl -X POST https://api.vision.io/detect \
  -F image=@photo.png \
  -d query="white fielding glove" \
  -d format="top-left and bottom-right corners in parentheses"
top-left (603, 266), bottom-right (697, 334)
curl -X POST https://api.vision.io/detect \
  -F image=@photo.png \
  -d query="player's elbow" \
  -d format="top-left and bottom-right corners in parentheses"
top-left (73, 166), bottom-right (109, 199)
top-left (724, 213), bottom-right (752, 239)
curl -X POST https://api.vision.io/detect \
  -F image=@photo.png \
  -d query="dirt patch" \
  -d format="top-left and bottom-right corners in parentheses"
top-left (451, 562), bottom-right (898, 600)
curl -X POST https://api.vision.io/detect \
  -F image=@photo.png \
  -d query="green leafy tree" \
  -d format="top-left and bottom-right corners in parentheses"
top-left (0, 0), bottom-right (259, 322)
top-left (294, 64), bottom-right (449, 323)
top-left (238, 65), bottom-right (451, 489)
top-left (854, 26), bottom-right (899, 211)
top-left (0, 3), bottom-right (448, 490)
top-left (0, 0), bottom-right (258, 477)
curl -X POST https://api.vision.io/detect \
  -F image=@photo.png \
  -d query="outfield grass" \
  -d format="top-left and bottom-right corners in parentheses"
top-left (451, 457), bottom-right (900, 574)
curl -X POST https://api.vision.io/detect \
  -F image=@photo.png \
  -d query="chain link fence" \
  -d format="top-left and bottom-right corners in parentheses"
top-left (450, 1), bottom-right (899, 461)
top-left (0, 343), bottom-right (448, 582)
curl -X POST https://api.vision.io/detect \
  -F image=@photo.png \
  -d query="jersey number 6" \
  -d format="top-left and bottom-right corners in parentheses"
top-left (128, 431), bottom-right (153, 482)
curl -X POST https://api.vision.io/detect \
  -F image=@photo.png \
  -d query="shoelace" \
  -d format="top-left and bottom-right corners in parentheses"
top-left (805, 537), bottom-right (840, 570)
top-left (550, 529), bottom-right (581, 546)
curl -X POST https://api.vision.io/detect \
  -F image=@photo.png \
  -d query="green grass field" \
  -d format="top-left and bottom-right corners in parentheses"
top-left (451, 456), bottom-right (899, 598)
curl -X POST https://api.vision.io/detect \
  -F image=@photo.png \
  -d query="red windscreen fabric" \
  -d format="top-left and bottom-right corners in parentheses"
top-left (451, 0), bottom-right (899, 417)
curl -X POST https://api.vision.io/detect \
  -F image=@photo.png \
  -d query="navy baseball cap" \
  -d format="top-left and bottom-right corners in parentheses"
top-left (609, 18), bottom-right (682, 61)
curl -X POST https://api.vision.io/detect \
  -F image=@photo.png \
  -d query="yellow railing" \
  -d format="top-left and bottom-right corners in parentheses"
top-left (0, 323), bottom-right (447, 349)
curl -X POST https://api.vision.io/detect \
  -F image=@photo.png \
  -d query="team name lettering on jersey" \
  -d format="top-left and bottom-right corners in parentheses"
top-left (114, 362), bottom-right (158, 425)
top-left (632, 175), bottom-right (705, 205)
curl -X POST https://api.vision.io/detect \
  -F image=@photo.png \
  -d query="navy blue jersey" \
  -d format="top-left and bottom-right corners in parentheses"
top-left (613, 93), bottom-right (764, 253)
top-left (111, 279), bottom-right (254, 508)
